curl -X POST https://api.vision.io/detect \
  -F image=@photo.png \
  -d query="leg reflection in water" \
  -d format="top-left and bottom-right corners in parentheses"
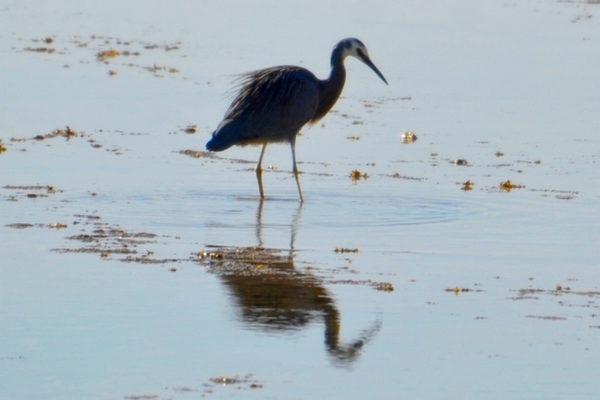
top-left (199, 201), bottom-right (382, 366)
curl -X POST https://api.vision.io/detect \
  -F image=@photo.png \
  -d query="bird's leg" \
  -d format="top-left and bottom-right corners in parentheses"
top-left (255, 144), bottom-right (267, 199)
top-left (290, 142), bottom-right (304, 203)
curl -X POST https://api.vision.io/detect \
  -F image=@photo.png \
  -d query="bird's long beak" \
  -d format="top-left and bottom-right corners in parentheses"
top-left (360, 54), bottom-right (388, 85)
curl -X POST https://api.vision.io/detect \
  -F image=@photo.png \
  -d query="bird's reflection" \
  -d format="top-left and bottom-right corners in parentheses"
top-left (203, 200), bottom-right (381, 366)
top-left (254, 200), bottom-right (299, 252)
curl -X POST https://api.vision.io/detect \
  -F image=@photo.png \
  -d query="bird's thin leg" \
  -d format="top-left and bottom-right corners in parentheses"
top-left (255, 144), bottom-right (267, 199)
top-left (290, 141), bottom-right (304, 203)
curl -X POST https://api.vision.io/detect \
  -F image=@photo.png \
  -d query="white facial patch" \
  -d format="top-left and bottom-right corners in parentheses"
top-left (341, 38), bottom-right (369, 60)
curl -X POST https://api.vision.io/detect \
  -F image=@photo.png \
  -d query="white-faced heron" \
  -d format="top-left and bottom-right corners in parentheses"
top-left (206, 38), bottom-right (388, 202)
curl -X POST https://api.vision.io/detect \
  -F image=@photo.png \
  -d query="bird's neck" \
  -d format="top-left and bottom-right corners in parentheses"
top-left (310, 59), bottom-right (346, 123)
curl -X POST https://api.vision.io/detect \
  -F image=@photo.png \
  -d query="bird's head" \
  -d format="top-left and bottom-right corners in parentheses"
top-left (337, 38), bottom-right (388, 85)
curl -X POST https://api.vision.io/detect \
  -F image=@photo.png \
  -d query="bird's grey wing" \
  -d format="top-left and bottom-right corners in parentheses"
top-left (207, 67), bottom-right (319, 151)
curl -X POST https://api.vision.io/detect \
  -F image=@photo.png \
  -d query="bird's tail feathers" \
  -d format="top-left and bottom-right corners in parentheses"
top-left (205, 119), bottom-right (240, 152)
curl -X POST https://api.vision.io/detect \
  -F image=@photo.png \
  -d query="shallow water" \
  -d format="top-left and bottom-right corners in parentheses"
top-left (2, 1), bottom-right (600, 399)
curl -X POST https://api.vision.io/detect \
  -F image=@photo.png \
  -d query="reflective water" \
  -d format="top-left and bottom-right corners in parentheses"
top-left (2, 0), bottom-right (600, 399)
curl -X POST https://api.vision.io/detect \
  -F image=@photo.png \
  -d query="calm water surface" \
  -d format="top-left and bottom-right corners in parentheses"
top-left (2, 1), bottom-right (600, 399)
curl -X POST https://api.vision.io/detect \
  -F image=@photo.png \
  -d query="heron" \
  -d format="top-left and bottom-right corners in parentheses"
top-left (206, 38), bottom-right (388, 202)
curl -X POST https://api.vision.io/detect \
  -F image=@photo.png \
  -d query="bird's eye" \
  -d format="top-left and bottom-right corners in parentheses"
top-left (356, 48), bottom-right (364, 58)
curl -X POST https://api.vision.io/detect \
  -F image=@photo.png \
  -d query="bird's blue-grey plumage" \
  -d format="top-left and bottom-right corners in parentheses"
top-left (206, 67), bottom-right (320, 152)
top-left (206, 38), bottom-right (387, 202)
